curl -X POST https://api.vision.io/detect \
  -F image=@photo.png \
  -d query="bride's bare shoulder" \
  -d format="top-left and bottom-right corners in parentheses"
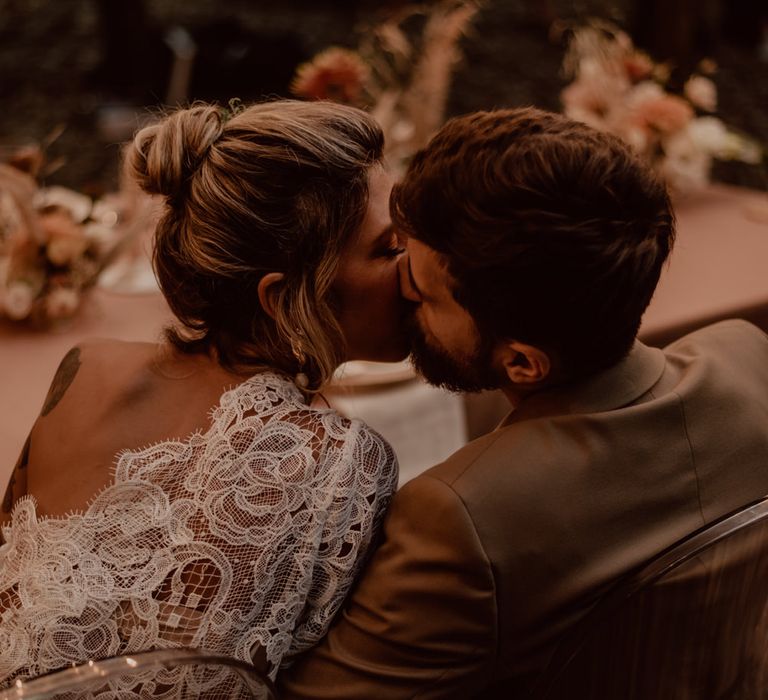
top-left (76, 337), bottom-right (159, 362)
top-left (39, 338), bottom-right (161, 418)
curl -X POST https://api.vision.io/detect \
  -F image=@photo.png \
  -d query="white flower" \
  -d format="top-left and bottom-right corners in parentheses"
top-left (3, 281), bottom-right (36, 320)
top-left (34, 186), bottom-right (92, 223)
top-left (626, 80), bottom-right (665, 105)
top-left (660, 129), bottom-right (712, 193)
top-left (684, 75), bottom-right (717, 112)
top-left (660, 153), bottom-right (711, 194)
top-left (685, 116), bottom-right (761, 162)
top-left (45, 286), bottom-right (80, 319)
top-left (561, 74), bottom-right (627, 131)
top-left (687, 116), bottom-right (730, 153)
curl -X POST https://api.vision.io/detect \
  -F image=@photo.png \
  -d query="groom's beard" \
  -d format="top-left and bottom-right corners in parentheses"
top-left (407, 314), bottom-right (502, 394)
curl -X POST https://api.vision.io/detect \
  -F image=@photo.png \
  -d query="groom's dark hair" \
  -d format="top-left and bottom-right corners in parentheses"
top-left (391, 107), bottom-right (675, 378)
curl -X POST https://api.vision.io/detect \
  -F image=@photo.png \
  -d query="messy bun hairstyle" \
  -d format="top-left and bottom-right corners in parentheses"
top-left (127, 100), bottom-right (384, 388)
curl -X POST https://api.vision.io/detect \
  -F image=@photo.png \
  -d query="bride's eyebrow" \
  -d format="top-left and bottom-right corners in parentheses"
top-left (371, 224), bottom-right (396, 248)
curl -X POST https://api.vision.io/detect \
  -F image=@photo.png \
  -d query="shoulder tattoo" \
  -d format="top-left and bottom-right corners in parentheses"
top-left (2, 433), bottom-right (30, 514)
top-left (1, 474), bottom-right (15, 514)
top-left (41, 347), bottom-right (82, 417)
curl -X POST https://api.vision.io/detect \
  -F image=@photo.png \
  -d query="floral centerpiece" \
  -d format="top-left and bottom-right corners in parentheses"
top-left (560, 21), bottom-right (762, 194)
top-left (291, 0), bottom-right (479, 175)
top-left (0, 144), bottom-right (151, 327)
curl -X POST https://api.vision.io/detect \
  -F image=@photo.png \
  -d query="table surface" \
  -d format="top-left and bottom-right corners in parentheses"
top-left (2, 183), bottom-right (767, 484)
top-left (639, 184), bottom-right (768, 345)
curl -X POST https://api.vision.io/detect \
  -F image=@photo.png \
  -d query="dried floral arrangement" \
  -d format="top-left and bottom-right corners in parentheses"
top-left (0, 140), bottom-right (152, 327)
top-left (291, 0), bottom-right (479, 175)
top-left (560, 21), bottom-right (763, 194)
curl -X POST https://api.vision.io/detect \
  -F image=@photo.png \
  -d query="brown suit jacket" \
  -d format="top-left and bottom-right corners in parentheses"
top-left (279, 320), bottom-right (768, 699)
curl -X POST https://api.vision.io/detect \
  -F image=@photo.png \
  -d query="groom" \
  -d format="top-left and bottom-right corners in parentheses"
top-left (279, 108), bottom-right (768, 698)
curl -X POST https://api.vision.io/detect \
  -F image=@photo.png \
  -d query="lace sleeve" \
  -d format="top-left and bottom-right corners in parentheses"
top-left (0, 373), bottom-right (399, 687)
top-left (286, 418), bottom-right (398, 660)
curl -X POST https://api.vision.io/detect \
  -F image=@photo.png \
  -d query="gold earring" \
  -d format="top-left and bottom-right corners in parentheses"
top-left (290, 335), bottom-right (309, 389)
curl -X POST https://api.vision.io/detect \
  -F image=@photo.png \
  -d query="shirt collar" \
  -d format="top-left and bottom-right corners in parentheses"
top-left (499, 341), bottom-right (666, 427)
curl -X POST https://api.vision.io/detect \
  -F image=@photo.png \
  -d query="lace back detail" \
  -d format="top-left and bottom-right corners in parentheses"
top-left (0, 373), bottom-right (397, 688)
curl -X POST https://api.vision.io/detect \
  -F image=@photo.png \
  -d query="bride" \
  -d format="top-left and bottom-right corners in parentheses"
top-left (0, 100), bottom-right (408, 688)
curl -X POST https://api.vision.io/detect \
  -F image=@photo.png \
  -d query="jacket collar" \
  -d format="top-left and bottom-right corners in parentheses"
top-left (499, 341), bottom-right (666, 427)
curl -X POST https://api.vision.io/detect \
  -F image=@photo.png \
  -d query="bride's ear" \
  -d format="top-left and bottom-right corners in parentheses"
top-left (257, 272), bottom-right (285, 320)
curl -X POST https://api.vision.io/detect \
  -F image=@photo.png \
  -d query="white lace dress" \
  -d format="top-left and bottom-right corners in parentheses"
top-left (0, 372), bottom-right (398, 690)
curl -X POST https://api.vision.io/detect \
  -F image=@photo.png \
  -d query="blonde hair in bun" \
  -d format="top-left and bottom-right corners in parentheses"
top-left (126, 99), bottom-right (384, 388)
top-left (128, 104), bottom-right (224, 200)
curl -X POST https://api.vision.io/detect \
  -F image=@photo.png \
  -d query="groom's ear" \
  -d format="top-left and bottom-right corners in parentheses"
top-left (257, 272), bottom-right (285, 320)
top-left (497, 340), bottom-right (551, 385)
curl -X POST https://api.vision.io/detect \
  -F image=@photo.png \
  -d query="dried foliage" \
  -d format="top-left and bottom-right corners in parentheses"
top-left (292, 0), bottom-right (480, 175)
top-left (0, 141), bottom-right (153, 327)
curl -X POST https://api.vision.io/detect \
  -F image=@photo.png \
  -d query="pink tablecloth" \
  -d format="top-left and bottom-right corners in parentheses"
top-left (640, 184), bottom-right (768, 346)
top-left (1, 184), bottom-right (767, 481)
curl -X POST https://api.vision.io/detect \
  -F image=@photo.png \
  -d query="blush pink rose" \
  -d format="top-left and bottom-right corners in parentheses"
top-left (45, 285), bottom-right (80, 319)
top-left (684, 75), bottom-right (717, 112)
top-left (623, 51), bottom-right (654, 82)
top-left (631, 91), bottom-right (694, 134)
